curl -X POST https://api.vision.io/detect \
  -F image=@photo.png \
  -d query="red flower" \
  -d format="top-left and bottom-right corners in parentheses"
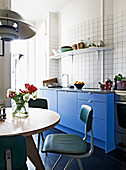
top-left (27, 85), bottom-right (37, 93)
top-left (25, 83), bottom-right (30, 89)
top-left (19, 89), bottom-right (29, 94)
top-left (25, 83), bottom-right (37, 93)
top-left (9, 91), bottom-right (16, 98)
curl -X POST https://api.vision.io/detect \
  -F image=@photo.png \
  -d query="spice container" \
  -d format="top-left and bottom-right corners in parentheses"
top-left (97, 40), bottom-right (104, 47)
top-left (78, 41), bottom-right (85, 49)
top-left (72, 44), bottom-right (77, 50)
top-left (86, 38), bottom-right (91, 48)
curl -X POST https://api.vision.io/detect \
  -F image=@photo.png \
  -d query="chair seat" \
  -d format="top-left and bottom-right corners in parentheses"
top-left (42, 134), bottom-right (87, 155)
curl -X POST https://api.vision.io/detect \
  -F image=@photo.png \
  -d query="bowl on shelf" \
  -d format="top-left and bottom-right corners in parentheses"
top-left (59, 47), bottom-right (73, 53)
top-left (74, 83), bottom-right (85, 89)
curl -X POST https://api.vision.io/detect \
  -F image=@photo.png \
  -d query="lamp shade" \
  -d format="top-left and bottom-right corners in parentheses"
top-left (0, 9), bottom-right (36, 41)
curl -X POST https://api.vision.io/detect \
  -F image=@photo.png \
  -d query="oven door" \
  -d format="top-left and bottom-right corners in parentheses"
top-left (115, 101), bottom-right (126, 150)
top-left (115, 101), bottom-right (126, 132)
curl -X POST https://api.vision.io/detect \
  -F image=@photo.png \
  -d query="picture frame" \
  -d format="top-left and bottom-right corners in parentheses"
top-left (0, 40), bottom-right (4, 56)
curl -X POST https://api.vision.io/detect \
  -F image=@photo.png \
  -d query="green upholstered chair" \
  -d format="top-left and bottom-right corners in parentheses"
top-left (28, 98), bottom-right (48, 150)
top-left (0, 135), bottom-right (28, 170)
top-left (42, 104), bottom-right (93, 170)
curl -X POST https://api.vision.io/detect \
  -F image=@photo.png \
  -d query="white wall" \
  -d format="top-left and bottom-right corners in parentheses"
top-left (60, 0), bottom-right (101, 29)
top-left (0, 1), bottom-right (12, 106)
top-left (113, 0), bottom-right (126, 13)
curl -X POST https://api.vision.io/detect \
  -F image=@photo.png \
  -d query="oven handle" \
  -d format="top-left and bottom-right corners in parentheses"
top-left (115, 101), bottom-right (126, 104)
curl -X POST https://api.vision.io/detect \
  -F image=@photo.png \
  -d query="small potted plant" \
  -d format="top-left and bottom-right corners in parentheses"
top-left (114, 74), bottom-right (123, 89)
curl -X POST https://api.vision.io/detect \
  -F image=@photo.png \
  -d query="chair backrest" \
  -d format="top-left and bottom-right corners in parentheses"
top-left (80, 104), bottom-right (93, 132)
top-left (0, 135), bottom-right (27, 170)
top-left (80, 105), bottom-right (93, 154)
top-left (29, 98), bottom-right (48, 109)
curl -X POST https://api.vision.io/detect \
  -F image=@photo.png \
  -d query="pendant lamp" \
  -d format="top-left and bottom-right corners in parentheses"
top-left (0, 9), bottom-right (36, 41)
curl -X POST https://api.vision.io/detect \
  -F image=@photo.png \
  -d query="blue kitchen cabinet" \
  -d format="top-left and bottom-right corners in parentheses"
top-left (43, 90), bottom-right (57, 112)
top-left (57, 91), bottom-right (77, 130)
top-left (38, 89), bottom-right (57, 112)
top-left (38, 88), bottom-right (115, 153)
top-left (77, 92), bottom-right (115, 153)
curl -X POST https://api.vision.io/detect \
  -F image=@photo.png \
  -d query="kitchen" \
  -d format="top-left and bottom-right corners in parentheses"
top-left (0, 0), bottom-right (126, 169)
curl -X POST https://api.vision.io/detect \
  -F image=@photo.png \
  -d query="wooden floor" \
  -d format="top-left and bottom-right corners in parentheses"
top-left (27, 128), bottom-right (126, 170)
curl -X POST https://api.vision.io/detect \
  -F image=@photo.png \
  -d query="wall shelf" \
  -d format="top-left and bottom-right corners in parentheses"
top-left (49, 47), bottom-right (113, 60)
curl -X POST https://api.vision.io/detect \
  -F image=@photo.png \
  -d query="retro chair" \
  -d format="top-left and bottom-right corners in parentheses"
top-left (28, 98), bottom-right (48, 150)
top-left (42, 104), bottom-right (93, 170)
top-left (0, 135), bottom-right (28, 170)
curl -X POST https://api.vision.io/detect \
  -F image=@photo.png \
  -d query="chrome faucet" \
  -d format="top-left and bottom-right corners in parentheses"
top-left (62, 74), bottom-right (69, 87)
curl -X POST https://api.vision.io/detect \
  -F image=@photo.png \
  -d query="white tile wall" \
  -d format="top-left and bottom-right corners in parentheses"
top-left (49, 9), bottom-right (126, 88)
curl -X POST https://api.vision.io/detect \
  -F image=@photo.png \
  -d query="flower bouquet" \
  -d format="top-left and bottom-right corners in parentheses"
top-left (7, 83), bottom-right (37, 117)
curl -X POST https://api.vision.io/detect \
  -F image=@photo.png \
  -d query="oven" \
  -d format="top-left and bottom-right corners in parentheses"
top-left (115, 91), bottom-right (126, 151)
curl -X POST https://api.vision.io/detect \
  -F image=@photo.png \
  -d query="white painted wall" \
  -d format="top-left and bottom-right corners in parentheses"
top-left (60, 0), bottom-right (101, 29)
top-left (0, 0), bottom-right (11, 106)
top-left (113, 0), bottom-right (126, 14)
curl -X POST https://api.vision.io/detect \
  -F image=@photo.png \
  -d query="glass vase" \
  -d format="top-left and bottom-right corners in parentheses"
top-left (12, 101), bottom-right (29, 118)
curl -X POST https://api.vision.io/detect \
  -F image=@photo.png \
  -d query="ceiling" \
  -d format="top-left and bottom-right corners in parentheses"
top-left (12, 0), bottom-right (74, 24)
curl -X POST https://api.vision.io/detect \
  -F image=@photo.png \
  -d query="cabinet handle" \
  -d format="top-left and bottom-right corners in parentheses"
top-left (88, 100), bottom-right (92, 102)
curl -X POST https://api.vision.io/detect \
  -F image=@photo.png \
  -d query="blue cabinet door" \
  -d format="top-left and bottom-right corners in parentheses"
top-left (58, 91), bottom-right (77, 130)
top-left (43, 90), bottom-right (57, 112)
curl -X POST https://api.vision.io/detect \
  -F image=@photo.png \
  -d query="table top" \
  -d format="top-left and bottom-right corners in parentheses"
top-left (0, 108), bottom-right (60, 137)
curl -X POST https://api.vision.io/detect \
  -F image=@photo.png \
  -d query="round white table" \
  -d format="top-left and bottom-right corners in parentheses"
top-left (0, 108), bottom-right (60, 170)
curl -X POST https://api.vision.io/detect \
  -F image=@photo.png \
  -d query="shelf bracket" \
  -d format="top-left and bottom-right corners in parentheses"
top-left (71, 54), bottom-right (73, 64)
top-left (96, 50), bottom-right (99, 60)
top-left (101, 50), bottom-right (104, 82)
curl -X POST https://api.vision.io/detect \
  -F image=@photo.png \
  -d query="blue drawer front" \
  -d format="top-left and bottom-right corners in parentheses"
top-left (78, 92), bottom-right (106, 102)
top-left (78, 100), bottom-right (106, 120)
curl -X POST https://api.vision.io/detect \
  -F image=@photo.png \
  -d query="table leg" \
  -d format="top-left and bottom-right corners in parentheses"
top-left (25, 135), bottom-right (45, 170)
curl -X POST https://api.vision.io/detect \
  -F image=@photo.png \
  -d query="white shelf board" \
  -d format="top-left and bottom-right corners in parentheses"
top-left (49, 47), bottom-right (113, 60)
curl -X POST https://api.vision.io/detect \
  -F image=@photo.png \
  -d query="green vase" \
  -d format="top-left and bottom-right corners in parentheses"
top-left (12, 101), bottom-right (29, 118)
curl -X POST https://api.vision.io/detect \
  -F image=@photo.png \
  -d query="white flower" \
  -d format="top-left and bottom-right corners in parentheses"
top-left (7, 89), bottom-right (13, 97)
top-left (23, 94), bottom-right (30, 102)
top-left (32, 91), bottom-right (37, 100)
